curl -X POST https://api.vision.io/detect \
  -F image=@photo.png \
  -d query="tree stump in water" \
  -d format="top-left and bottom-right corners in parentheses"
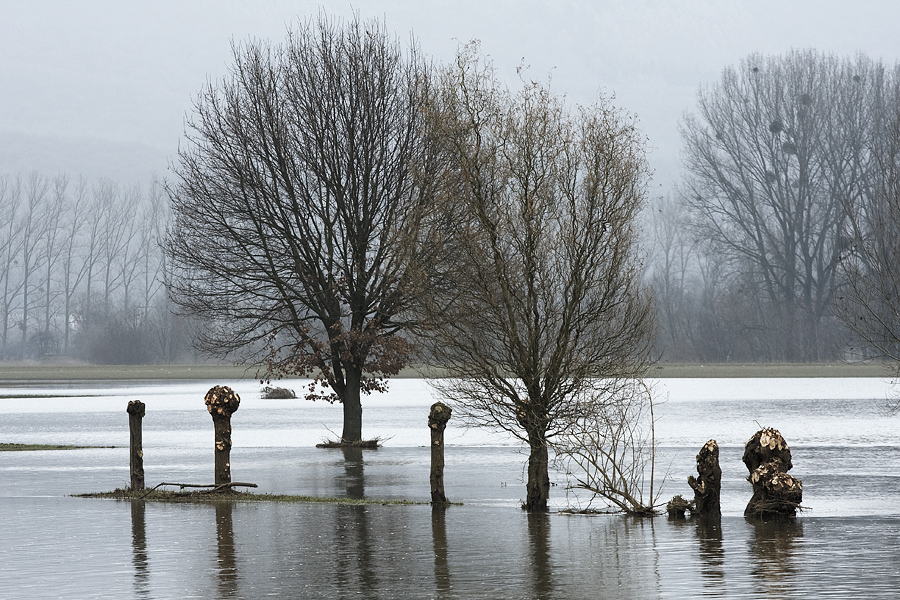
top-left (428, 402), bottom-right (452, 504)
top-left (126, 400), bottom-right (146, 491)
top-left (742, 428), bottom-right (802, 517)
top-left (205, 386), bottom-right (240, 486)
top-left (688, 439), bottom-right (722, 517)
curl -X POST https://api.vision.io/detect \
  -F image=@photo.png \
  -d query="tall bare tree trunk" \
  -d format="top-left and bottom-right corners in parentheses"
top-left (525, 431), bottom-right (550, 512)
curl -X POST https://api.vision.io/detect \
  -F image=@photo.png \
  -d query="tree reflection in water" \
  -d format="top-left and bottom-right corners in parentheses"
top-left (130, 500), bottom-right (150, 599)
top-left (747, 517), bottom-right (804, 596)
top-left (432, 505), bottom-right (451, 595)
top-left (341, 446), bottom-right (365, 499)
top-left (215, 502), bottom-right (238, 597)
top-left (696, 515), bottom-right (725, 591)
top-left (527, 512), bottom-right (553, 597)
top-left (334, 504), bottom-right (378, 592)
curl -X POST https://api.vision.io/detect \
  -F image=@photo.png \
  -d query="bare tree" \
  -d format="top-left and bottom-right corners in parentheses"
top-left (165, 15), bottom-right (437, 442)
top-left (837, 99), bottom-right (900, 409)
top-left (680, 51), bottom-right (888, 361)
top-left (416, 45), bottom-right (654, 512)
top-left (0, 175), bottom-right (23, 359)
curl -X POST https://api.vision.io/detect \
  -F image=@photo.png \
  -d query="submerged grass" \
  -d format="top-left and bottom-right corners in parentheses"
top-left (0, 443), bottom-right (116, 451)
top-left (75, 487), bottom-right (429, 506)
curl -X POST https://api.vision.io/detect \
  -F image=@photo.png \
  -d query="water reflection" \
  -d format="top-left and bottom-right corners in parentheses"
top-left (696, 516), bottom-right (725, 591)
top-left (747, 517), bottom-right (804, 595)
top-left (334, 505), bottom-right (378, 593)
top-left (215, 502), bottom-right (238, 598)
top-left (432, 505), bottom-right (451, 595)
top-left (341, 446), bottom-right (365, 499)
top-left (130, 500), bottom-right (150, 599)
top-left (527, 512), bottom-right (552, 598)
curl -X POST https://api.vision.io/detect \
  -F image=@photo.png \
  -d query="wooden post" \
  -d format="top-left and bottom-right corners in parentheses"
top-left (204, 386), bottom-right (240, 486)
top-left (126, 400), bottom-right (146, 491)
top-left (688, 439), bottom-right (722, 518)
top-left (428, 402), bottom-right (452, 504)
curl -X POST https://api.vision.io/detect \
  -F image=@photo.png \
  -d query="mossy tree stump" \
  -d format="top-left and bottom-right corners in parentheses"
top-left (428, 402), bottom-right (452, 504)
top-left (205, 386), bottom-right (240, 486)
top-left (126, 400), bottom-right (146, 490)
top-left (743, 428), bottom-right (802, 517)
top-left (688, 439), bottom-right (722, 518)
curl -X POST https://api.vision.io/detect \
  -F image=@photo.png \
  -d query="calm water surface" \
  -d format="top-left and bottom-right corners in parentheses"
top-left (1, 377), bottom-right (898, 598)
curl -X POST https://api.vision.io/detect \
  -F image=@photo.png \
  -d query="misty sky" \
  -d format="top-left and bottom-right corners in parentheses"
top-left (2, 0), bottom-right (900, 191)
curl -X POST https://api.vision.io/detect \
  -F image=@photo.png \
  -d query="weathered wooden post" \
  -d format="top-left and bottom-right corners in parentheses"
top-left (126, 400), bottom-right (146, 491)
top-left (688, 439), bottom-right (722, 517)
top-left (428, 402), bottom-right (452, 504)
top-left (743, 427), bottom-right (803, 517)
top-left (204, 386), bottom-right (240, 486)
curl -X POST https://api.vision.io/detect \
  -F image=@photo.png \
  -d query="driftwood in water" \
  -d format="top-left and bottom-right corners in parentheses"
top-left (742, 428), bottom-right (802, 517)
top-left (428, 402), bottom-right (452, 504)
top-left (204, 386), bottom-right (241, 485)
top-left (688, 439), bottom-right (722, 517)
top-left (126, 400), bottom-right (146, 491)
top-left (666, 494), bottom-right (694, 519)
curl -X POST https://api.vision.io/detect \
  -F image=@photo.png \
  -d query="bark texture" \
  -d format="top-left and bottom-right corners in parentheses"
top-left (205, 386), bottom-right (240, 486)
top-left (743, 428), bottom-right (802, 517)
top-left (126, 400), bottom-right (146, 491)
top-left (688, 439), bottom-right (722, 517)
top-left (428, 402), bottom-right (452, 503)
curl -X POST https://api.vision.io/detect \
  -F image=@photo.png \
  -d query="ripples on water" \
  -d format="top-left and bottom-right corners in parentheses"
top-left (1, 377), bottom-right (899, 598)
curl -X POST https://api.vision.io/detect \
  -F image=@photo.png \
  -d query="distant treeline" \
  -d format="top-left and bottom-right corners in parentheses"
top-left (0, 172), bottom-right (197, 364)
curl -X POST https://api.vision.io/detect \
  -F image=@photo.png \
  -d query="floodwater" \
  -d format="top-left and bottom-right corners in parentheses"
top-left (1, 377), bottom-right (899, 598)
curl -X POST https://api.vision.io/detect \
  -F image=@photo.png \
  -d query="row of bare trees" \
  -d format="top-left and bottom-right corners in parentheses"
top-left (0, 172), bottom-right (193, 363)
top-left (647, 50), bottom-right (900, 363)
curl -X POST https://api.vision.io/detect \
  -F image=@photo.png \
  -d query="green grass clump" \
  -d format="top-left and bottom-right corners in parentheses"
top-left (74, 487), bottom-right (428, 506)
top-left (0, 443), bottom-right (113, 451)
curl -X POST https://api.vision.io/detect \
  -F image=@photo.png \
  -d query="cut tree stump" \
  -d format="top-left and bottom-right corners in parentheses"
top-left (742, 427), bottom-right (803, 518)
top-left (428, 402), bottom-right (452, 504)
top-left (688, 439), bottom-right (722, 518)
top-left (204, 385), bottom-right (240, 486)
top-left (126, 400), bottom-right (146, 491)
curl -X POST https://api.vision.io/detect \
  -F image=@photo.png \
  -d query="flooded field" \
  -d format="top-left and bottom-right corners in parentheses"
top-left (1, 377), bottom-right (898, 598)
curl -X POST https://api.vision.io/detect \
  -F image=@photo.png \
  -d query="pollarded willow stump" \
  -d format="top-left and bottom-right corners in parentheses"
top-left (126, 400), bottom-right (146, 491)
top-left (429, 402), bottom-right (452, 504)
top-left (688, 439), bottom-right (722, 517)
top-left (205, 385), bottom-right (241, 487)
top-left (742, 428), bottom-right (802, 518)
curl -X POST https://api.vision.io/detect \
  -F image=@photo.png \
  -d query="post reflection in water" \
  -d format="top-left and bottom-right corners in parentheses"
top-left (695, 516), bottom-right (725, 589)
top-left (527, 512), bottom-right (552, 598)
top-left (431, 505), bottom-right (451, 595)
top-left (747, 518), bottom-right (804, 596)
top-left (130, 500), bottom-right (150, 599)
top-left (341, 446), bottom-right (365, 499)
top-left (215, 502), bottom-right (238, 598)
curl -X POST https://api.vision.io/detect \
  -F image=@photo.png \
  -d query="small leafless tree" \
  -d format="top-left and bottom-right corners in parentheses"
top-left (416, 44), bottom-right (654, 512)
top-left (165, 14), bottom-right (437, 442)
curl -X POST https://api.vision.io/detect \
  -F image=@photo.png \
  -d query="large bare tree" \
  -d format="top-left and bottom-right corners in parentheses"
top-left (837, 98), bottom-right (900, 409)
top-left (165, 15), bottom-right (436, 443)
top-left (416, 45), bottom-right (654, 512)
top-left (680, 51), bottom-right (889, 361)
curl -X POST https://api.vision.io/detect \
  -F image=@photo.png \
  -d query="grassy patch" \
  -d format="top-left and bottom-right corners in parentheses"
top-left (0, 443), bottom-right (116, 451)
top-left (75, 487), bottom-right (429, 505)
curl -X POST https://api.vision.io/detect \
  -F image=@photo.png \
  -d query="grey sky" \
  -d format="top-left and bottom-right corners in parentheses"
top-left (2, 0), bottom-right (899, 190)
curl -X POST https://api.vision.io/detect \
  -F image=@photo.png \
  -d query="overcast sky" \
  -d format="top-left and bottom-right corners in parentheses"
top-left (3, 0), bottom-right (900, 190)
